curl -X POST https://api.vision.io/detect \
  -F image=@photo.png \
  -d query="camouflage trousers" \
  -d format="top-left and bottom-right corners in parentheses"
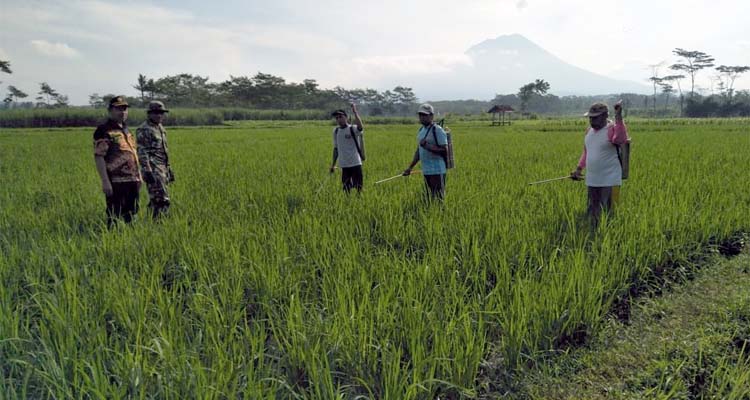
top-left (145, 174), bottom-right (170, 219)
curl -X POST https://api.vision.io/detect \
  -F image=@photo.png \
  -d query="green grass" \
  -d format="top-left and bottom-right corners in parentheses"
top-left (517, 254), bottom-right (750, 399)
top-left (0, 119), bottom-right (748, 398)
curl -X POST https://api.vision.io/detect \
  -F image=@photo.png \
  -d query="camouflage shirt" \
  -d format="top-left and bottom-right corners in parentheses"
top-left (93, 119), bottom-right (140, 183)
top-left (136, 120), bottom-right (170, 180)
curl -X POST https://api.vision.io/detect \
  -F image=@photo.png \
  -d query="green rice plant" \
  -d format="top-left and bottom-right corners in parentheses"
top-left (0, 119), bottom-right (748, 398)
top-left (0, 108), bottom-right (226, 128)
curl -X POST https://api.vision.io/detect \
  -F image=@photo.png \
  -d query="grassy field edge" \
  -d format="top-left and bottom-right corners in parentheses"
top-left (507, 250), bottom-right (750, 399)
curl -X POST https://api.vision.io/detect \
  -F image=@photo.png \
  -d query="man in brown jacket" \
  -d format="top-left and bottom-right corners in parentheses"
top-left (93, 96), bottom-right (141, 226)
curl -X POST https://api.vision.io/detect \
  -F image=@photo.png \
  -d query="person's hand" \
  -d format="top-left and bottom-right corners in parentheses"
top-left (402, 168), bottom-right (412, 176)
top-left (570, 169), bottom-right (583, 181)
top-left (614, 100), bottom-right (623, 115)
top-left (350, 102), bottom-right (358, 114)
top-left (329, 166), bottom-right (336, 174)
top-left (102, 181), bottom-right (113, 197)
top-left (419, 139), bottom-right (428, 147)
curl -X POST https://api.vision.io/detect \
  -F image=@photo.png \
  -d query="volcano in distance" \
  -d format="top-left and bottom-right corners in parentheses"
top-left (413, 34), bottom-right (649, 100)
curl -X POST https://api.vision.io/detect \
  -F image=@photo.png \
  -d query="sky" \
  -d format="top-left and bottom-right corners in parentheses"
top-left (1, 0), bottom-right (749, 105)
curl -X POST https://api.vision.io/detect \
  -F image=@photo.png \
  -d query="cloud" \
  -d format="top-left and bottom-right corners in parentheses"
top-left (64, 1), bottom-right (346, 77)
top-left (30, 40), bottom-right (79, 58)
top-left (3, 0), bottom-right (750, 102)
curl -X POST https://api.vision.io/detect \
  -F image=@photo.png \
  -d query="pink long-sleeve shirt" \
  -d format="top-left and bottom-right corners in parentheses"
top-left (577, 120), bottom-right (629, 187)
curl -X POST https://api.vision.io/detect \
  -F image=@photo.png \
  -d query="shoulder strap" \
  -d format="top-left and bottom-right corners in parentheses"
top-left (607, 125), bottom-right (624, 166)
top-left (349, 126), bottom-right (363, 159)
top-left (429, 124), bottom-right (449, 165)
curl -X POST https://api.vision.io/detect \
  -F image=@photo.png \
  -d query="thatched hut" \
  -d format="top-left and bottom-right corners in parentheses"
top-left (488, 105), bottom-right (514, 126)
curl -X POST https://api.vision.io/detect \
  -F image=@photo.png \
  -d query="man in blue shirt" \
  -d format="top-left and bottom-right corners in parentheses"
top-left (403, 104), bottom-right (448, 200)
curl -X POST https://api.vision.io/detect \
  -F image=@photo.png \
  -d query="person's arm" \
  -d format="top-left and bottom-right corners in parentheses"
top-left (420, 126), bottom-right (447, 155)
top-left (350, 103), bottom-right (363, 132)
top-left (403, 149), bottom-right (420, 176)
top-left (571, 144), bottom-right (587, 180)
top-left (93, 128), bottom-right (113, 195)
top-left (329, 128), bottom-right (338, 173)
top-left (136, 127), bottom-right (156, 184)
top-left (330, 147), bottom-right (339, 173)
top-left (609, 100), bottom-right (628, 145)
top-left (578, 146), bottom-right (587, 169)
top-left (95, 156), bottom-right (113, 196)
top-left (421, 142), bottom-right (447, 155)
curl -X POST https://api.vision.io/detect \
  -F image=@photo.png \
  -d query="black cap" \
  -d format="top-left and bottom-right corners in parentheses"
top-left (108, 96), bottom-right (128, 109)
top-left (331, 109), bottom-right (347, 117)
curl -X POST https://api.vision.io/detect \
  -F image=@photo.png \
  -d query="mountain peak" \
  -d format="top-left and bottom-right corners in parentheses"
top-left (410, 33), bottom-right (649, 100)
top-left (466, 33), bottom-right (546, 56)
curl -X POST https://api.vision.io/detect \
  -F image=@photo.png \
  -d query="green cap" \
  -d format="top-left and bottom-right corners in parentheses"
top-left (147, 100), bottom-right (169, 113)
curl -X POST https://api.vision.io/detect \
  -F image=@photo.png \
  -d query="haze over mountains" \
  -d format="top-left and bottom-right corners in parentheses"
top-left (407, 34), bottom-right (650, 101)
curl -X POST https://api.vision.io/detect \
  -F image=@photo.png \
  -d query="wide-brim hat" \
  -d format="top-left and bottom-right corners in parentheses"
top-left (585, 102), bottom-right (608, 117)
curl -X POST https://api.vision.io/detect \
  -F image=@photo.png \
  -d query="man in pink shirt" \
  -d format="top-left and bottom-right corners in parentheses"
top-left (571, 101), bottom-right (629, 225)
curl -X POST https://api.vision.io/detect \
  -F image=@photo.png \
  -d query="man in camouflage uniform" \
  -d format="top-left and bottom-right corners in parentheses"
top-left (93, 96), bottom-right (141, 226)
top-left (136, 101), bottom-right (174, 219)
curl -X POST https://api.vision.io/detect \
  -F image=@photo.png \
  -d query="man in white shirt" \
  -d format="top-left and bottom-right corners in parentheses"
top-left (329, 103), bottom-right (365, 193)
top-left (571, 101), bottom-right (629, 224)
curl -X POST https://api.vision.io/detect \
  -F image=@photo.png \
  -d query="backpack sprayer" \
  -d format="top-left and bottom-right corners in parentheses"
top-left (437, 118), bottom-right (455, 170)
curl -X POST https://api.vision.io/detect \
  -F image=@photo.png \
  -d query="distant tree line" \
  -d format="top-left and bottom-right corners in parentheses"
top-left (1, 67), bottom-right (420, 116)
top-left (2, 47), bottom-right (748, 118)
top-left (433, 92), bottom-right (658, 117)
top-left (91, 72), bottom-right (419, 116)
top-left (442, 47), bottom-right (750, 118)
top-left (645, 48), bottom-right (750, 117)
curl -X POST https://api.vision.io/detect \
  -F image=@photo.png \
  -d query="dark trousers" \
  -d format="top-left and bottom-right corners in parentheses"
top-left (587, 186), bottom-right (619, 225)
top-left (106, 181), bottom-right (140, 226)
top-left (341, 165), bottom-right (363, 193)
top-left (423, 174), bottom-right (446, 200)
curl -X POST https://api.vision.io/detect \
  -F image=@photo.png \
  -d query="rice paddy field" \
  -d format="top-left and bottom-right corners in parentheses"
top-left (0, 118), bottom-right (749, 398)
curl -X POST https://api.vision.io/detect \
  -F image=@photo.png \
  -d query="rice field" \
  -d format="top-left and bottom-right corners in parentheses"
top-left (0, 119), bottom-right (748, 398)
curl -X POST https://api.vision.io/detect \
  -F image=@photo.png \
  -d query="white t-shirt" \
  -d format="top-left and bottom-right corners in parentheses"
top-left (333, 124), bottom-right (364, 168)
top-left (585, 126), bottom-right (622, 187)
